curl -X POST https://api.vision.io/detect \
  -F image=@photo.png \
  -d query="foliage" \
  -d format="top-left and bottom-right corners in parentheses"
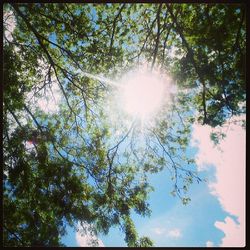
top-left (3, 3), bottom-right (245, 247)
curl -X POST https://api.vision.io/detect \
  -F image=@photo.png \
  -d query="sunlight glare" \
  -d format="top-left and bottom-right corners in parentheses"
top-left (121, 71), bottom-right (165, 119)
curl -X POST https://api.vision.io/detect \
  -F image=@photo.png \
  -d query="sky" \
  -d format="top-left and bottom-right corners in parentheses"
top-left (61, 114), bottom-right (245, 247)
top-left (4, 6), bottom-right (246, 248)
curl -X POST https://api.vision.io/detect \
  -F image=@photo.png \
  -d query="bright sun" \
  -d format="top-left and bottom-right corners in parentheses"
top-left (121, 71), bottom-right (165, 119)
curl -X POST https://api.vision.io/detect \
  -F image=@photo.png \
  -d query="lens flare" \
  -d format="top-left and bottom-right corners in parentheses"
top-left (121, 71), bottom-right (165, 120)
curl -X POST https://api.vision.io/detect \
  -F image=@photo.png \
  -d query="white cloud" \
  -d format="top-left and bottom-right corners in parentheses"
top-left (206, 240), bottom-right (214, 247)
top-left (152, 227), bottom-right (181, 239)
top-left (191, 115), bottom-right (246, 247)
top-left (167, 228), bottom-right (182, 238)
top-left (75, 222), bottom-right (105, 247)
top-left (215, 216), bottom-right (245, 247)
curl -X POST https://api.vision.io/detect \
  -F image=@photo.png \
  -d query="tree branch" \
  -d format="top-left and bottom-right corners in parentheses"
top-left (161, 8), bottom-right (181, 66)
top-left (109, 3), bottom-right (126, 55)
top-left (11, 3), bottom-right (75, 117)
top-left (129, 15), bottom-right (157, 62)
top-left (151, 4), bottom-right (162, 71)
top-left (3, 225), bottom-right (26, 246)
top-left (23, 103), bottom-right (100, 186)
top-left (166, 4), bottom-right (208, 124)
top-left (232, 7), bottom-right (245, 53)
top-left (6, 106), bottom-right (24, 129)
top-left (106, 120), bottom-right (136, 191)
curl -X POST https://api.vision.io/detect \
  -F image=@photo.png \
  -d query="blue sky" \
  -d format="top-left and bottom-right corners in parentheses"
top-left (61, 115), bottom-right (245, 247)
top-left (61, 167), bottom-right (225, 247)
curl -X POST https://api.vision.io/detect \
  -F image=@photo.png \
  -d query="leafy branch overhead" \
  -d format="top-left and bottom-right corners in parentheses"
top-left (3, 3), bottom-right (245, 247)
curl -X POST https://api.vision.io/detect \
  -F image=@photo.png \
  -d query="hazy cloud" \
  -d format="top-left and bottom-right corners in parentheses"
top-left (153, 227), bottom-right (166, 235)
top-left (167, 228), bottom-right (182, 238)
top-left (206, 240), bottom-right (214, 247)
top-left (152, 227), bottom-right (181, 239)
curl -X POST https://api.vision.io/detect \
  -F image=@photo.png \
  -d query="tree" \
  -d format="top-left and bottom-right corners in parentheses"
top-left (3, 3), bottom-right (245, 247)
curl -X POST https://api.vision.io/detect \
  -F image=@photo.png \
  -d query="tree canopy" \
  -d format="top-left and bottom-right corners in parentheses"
top-left (3, 3), bottom-right (245, 247)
